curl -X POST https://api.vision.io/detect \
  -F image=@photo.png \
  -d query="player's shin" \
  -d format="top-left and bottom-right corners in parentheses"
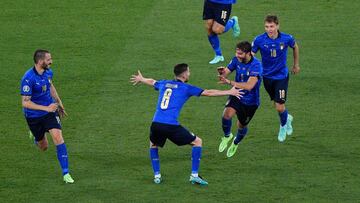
top-left (279, 109), bottom-right (288, 127)
top-left (191, 146), bottom-right (202, 177)
top-left (56, 143), bottom-right (69, 175)
top-left (234, 128), bottom-right (248, 145)
top-left (208, 34), bottom-right (222, 56)
top-left (224, 18), bottom-right (235, 33)
top-left (150, 148), bottom-right (160, 177)
top-left (222, 118), bottom-right (232, 136)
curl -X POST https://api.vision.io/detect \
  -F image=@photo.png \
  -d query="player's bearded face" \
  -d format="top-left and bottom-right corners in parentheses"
top-left (236, 49), bottom-right (246, 62)
top-left (41, 53), bottom-right (52, 69)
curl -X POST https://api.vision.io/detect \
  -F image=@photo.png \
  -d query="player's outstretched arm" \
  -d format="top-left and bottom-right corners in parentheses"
top-left (292, 43), bottom-right (300, 74)
top-left (218, 76), bottom-right (258, 91)
top-left (22, 96), bottom-right (58, 112)
top-left (201, 86), bottom-right (243, 99)
top-left (130, 70), bottom-right (157, 86)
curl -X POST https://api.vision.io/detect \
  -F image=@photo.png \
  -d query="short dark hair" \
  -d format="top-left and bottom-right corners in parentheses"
top-left (174, 63), bottom-right (189, 76)
top-left (264, 14), bottom-right (279, 25)
top-left (33, 49), bottom-right (50, 64)
top-left (236, 41), bottom-right (252, 53)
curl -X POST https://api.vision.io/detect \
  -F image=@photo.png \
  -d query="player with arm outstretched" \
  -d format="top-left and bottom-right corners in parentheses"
top-left (130, 63), bottom-right (242, 185)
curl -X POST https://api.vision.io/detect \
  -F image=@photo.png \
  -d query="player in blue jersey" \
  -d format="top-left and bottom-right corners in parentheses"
top-left (217, 41), bottom-right (263, 157)
top-left (20, 49), bottom-right (74, 184)
top-left (251, 15), bottom-right (300, 142)
top-left (130, 63), bottom-right (242, 185)
top-left (203, 0), bottom-right (240, 64)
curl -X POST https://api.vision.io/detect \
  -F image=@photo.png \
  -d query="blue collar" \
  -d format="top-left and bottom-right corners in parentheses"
top-left (32, 67), bottom-right (41, 75)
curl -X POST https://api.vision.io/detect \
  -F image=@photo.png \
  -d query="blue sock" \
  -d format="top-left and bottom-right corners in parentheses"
top-left (191, 146), bottom-right (202, 175)
top-left (56, 143), bottom-right (69, 175)
top-left (279, 109), bottom-right (288, 126)
top-left (234, 128), bottom-right (248, 145)
top-left (208, 34), bottom-right (222, 56)
top-left (222, 118), bottom-right (232, 136)
top-left (150, 148), bottom-right (160, 176)
top-left (224, 18), bottom-right (235, 33)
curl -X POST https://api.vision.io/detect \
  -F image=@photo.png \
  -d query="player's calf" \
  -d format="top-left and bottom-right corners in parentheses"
top-left (37, 137), bottom-right (48, 151)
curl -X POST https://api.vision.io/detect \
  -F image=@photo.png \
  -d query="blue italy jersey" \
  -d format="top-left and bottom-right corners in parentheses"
top-left (227, 56), bottom-right (263, 106)
top-left (153, 80), bottom-right (204, 125)
top-left (208, 0), bottom-right (236, 4)
top-left (20, 67), bottom-right (55, 118)
top-left (252, 32), bottom-right (296, 80)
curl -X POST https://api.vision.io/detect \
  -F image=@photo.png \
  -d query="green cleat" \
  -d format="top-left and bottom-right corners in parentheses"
top-left (231, 16), bottom-right (241, 38)
top-left (28, 131), bottom-right (38, 145)
top-left (278, 125), bottom-right (287, 142)
top-left (209, 55), bottom-right (224, 64)
top-left (226, 142), bottom-right (239, 158)
top-left (63, 173), bottom-right (74, 184)
top-left (28, 131), bottom-right (33, 139)
top-left (189, 175), bottom-right (208, 186)
top-left (286, 114), bottom-right (293, 136)
top-left (218, 133), bottom-right (233, 152)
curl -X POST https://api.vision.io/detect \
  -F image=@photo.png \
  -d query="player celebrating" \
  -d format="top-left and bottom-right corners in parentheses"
top-left (252, 15), bottom-right (300, 142)
top-left (203, 0), bottom-right (240, 64)
top-left (130, 63), bottom-right (242, 185)
top-left (20, 49), bottom-right (74, 183)
top-left (217, 41), bottom-right (263, 157)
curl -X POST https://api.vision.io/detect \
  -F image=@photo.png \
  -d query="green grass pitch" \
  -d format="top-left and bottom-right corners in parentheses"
top-left (1, 0), bottom-right (359, 202)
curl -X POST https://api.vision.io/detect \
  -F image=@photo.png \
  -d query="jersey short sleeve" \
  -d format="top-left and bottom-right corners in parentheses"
top-left (287, 35), bottom-right (296, 48)
top-left (20, 76), bottom-right (33, 96)
top-left (47, 68), bottom-right (54, 82)
top-left (227, 57), bottom-right (237, 72)
top-left (251, 37), bottom-right (260, 53)
top-left (154, 80), bottom-right (165, 91)
top-left (186, 84), bottom-right (204, 97)
top-left (249, 62), bottom-right (262, 77)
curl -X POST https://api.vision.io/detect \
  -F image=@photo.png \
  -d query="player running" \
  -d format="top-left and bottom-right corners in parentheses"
top-left (20, 49), bottom-right (74, 183)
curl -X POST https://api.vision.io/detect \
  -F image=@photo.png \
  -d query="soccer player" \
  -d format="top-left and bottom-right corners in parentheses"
top-left (251, 15), bottom-right (300, 142)
top-left (217, 41), bottom-right (263, 157)
top-left (130, 63), bottom-right (242, 185)
top-left (203, 0), bottom-right (240, 64)
top-left (20, 49), bottom-right (74, 184)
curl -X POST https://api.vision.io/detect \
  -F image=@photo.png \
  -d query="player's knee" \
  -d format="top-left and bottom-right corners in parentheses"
top-left (212, 26), bottom-right (224, 34)
top-left (150, 142), bottom-right (158, 148)
top-left (237, 122), bottom-right (246, 129)
top-left (223, 111), bottom-right (233, 120)
top-left (53, 136), bottom-right (64, 145)
top-left (193, 137), bottom-right (202, 146)
top-left (205, 25), bottom-right (213, 35)
top-left (275, 103), bottom-right (285, 112)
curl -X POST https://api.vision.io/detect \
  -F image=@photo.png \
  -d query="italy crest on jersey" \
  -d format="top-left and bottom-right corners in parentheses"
top-left (280, 42), bottom-right (285, 50)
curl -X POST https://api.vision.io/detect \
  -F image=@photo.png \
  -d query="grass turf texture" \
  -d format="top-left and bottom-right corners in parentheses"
top-left (1, 0), bottom-right (359, 202)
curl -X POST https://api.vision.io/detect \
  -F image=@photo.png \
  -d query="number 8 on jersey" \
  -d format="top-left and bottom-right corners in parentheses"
top-left (160, 88), bottom-right (172, 109)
